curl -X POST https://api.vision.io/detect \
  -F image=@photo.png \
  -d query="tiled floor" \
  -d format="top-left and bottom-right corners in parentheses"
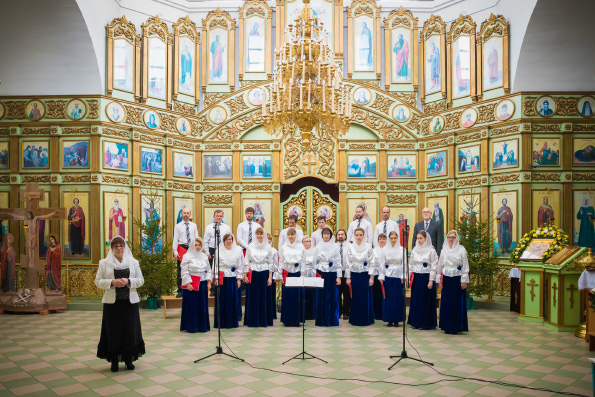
top-left (0, 307), bottom-right (592, 396)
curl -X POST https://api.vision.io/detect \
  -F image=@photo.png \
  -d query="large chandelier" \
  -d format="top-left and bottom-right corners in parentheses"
top-left (261, 0), bottom-right (351, 148)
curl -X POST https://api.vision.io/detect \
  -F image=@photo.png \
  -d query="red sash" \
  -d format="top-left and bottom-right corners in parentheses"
top-left (218, 271), bottom-right (224, 285)
top-left (246, 269), bottom-right (253, 284)
top-left (282, 269), bottom-right (288, 285)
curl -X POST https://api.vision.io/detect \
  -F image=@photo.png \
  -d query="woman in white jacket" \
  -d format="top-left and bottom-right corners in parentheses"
top-left (213, 234), bottom-right (244, 329)
top-left (95, 236), bottom-right (145, 372)
top-left (407, 231), bottom-right (439, 330)
top-left (180, 238), bottom-right (212, 333)
top-left (345, 228), bottom-right (375, 326)
top-left (244, 228), bottom-right (275, 327)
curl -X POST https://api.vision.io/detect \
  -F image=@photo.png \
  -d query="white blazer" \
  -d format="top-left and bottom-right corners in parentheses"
top-left (95, 258), bottom-right (144, 304)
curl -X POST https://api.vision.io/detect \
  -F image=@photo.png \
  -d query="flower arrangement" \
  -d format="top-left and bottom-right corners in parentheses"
top-left (510, 224), bottom-right (569, 263)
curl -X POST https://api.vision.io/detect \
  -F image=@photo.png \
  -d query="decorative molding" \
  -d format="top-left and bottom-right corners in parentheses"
top-left (477, 103), bottom-right (496, 123)
top-left (225, 96), bottom-right (249, 114)
top-left (386, 194), bottom-right (416, 204)
top-left (243, 184), bottom-right (273, 191)
top-left (388, 143), bottom-right (415, 150)
top-left (531, 124), bottom-right (561, 132)
top-left (556, 97), bottom-right (579, 116)
top-left (22, 175), bottom-right (52, 183)
top-left (523, 97), bottom-right (537, 116)
top-left (204, 194), bottom-right (233, 205)
top-left (347, 184), bottom-right (377, 191)
top-left (87, 100), bottom-right (99, 119)
top-left (444, 112), bottom-right (462, 130)
top-left (62, 127), bottom-right (91, 135)
top-left (203, 93), bottom-right (226, 107)
top-left (573, 124), bottom-right (595, 132)
top-left (62, 175), bottom-right (91, 183)
top-left (45, 100), bottom-right (67, 119)
top-left (140, 179), bottom-right (164, 188)
top-left (0, 176), bottom-right (10, 183)
top-left (532, 173), bottom-right (560, 181)
top-left (573, 174), bottom-right (595, 181)
top-left (172, 182), bottom-right (194, 191)
top-left (244, 143), bottom-right (270, 150)
top-left (140, 134), bottom-right (163, 144)
top-left (124, 105), bottom-right (143, 125)
top-left (491, 125), bottom-right (520, 136)
top-left (158, 113), bottom-right (176, 132)
top-left (102, 175), bottom-right (130, 184)
top-left (349, 143), bottom-right (376, 150)
top-left (457, 132), bottom-right (481, 143)
top-left (21, 127), bottom-right (51, 135)
top-left (406, 114), bottom-right (421, 132)
top-left (173, 101), bottom-right (196, 116)
top-left (351, 109), bottom-right (402, 140)
top-left (4, 101), bottom-right (26, 119)
top-left (369, 95), bottom-right (395, 114)
top-left (205, 143), bottom-right (232, 150)
top-left (424, 100), bottom-right (447, 114)
top-left (426, 137), bottom-right (453, 148)
top-left (426, 181), bottom-right (449, 190)
top-left (386, 184), bottom-right (417, 191)
top-left (457, 177), bottom-right (482, 187)
top-left (492, 174), bottom-right (520, 183)
top-left (420, 119), bottom-right (431, 136)
top-left (392, 92), bottom-right (417, 107)
top-left (202, 184), bottom-right (233, 191)
top-left (173, 140), bottom-right (194, 149)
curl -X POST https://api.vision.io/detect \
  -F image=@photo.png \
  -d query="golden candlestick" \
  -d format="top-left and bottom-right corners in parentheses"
top-left (66, 260), bottom-right (71, 304)
top-left (575, 248), bottom-right (595, 338)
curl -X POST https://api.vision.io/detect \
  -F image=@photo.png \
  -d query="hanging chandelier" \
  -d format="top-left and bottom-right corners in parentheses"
top-left (261, 0), bottom-right (351, 148)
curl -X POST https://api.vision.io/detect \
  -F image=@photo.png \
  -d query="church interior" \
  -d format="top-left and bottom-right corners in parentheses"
top-left (1, 0), bottom-right (595, 395)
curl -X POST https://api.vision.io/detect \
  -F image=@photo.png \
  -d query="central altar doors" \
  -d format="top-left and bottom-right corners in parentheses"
top-left (280, 186), bottom-right (338, 236)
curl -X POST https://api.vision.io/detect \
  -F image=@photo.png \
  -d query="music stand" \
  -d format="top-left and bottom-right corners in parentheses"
top-left (388, 220), bottom-right (434, 369)
top-left (282, 277), bottom-right (326, 365)
top-left (195, 223), bottom-right (244, 364)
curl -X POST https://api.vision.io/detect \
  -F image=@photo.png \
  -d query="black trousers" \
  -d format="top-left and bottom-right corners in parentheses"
top-left (339, 276), bottom-right (351, 317)
top-left (176, 244), bottom-right (189, 293)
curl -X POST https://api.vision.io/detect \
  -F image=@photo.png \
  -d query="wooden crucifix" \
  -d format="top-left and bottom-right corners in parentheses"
top-left (527, 278), bottom-right (539, 302)
top-left (551, 282), bottom-right (557, 307)
top-left (0, 184), bottom-right (66, 289)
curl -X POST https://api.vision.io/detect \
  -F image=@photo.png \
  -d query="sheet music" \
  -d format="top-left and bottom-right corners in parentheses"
top-left (285, 277), bottom-right (324, 288)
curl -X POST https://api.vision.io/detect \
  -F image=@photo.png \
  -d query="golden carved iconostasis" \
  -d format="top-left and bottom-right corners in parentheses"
top-left (0, 3), bottom-right (594, 298)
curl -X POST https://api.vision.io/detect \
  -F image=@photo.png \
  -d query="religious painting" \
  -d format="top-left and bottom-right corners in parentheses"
top-left (209, 106), bottom-right (227, 124)
top-left (104, 191), bottom-right (129, 243)
top-left (460, 108), bottom-right (478, 128)
top-left (245, 16), bottom-right (266, 73)
top-left (482, 36), bottom-right (503, 91)
top-left (178, 36), bottom-right (195, 96)
top-left (520, 239), bottom-right (554, 261)
top-left (353, 87), bottom-right (371, 105)
top-left (387, 154), bottom-right (416, 178)
top-left (147, 37), bottom-right (167, 100)
top-left (492, 190), bottom-right (517, 257)
top-left (173, 151), bottom-right (194, 178)
top-left (347, 154), bottom-right (377, 178)
top-left (458, 145), bottom-right (480, 173)
top-left (0, 192), bottom-right (9, 248)
top-left (426, 150), bottom-right (447, 178)
top-left (573, 190), bottom-right (595, 250)
top-left (174, 197), bottom-right (194, 225)
top-left (348, 198), bottom-right (377, 225)
top-left (492, 139), bottom-right (518, 169)
top-left (62, 191), bottom-right (90, 259)
top-left (535, 96), bottom-right (556, 117)
top-left (451, 35), bottom-right (471, 99)
top-left (25, 100), bottom-right (46, 121)
top-left (248, 88), bottom-right (264, 106)
top-left (176, 117), bottom-right (192, 136)
top-left (495, 99), bottom-right (514, 121)
top-left (242, 155), bottom-right (271, 178)
top-left (141, 195), bottom-right (163, 251)
top-left (424, 34), bottom-right (442, 95)
top-left (354, 15), bottom-right (374, 72)
top-left (66, 99), bottom-right (87, 120)
top-left (103, 140), bottom-right (129, 171)
top-left (532, 189), bottom-right (560, 229)
top-left (532, 138), bottom-right (560, 166)
top-left (429, 115), bottom-right (444, 133)
top-left (208, 28), bottom-right (229, 84)
top-left (390, 27), bottom-right (412, 84)
top-left (388, 206), bottom-right (416, 248)
top-left (22, 141), bottom-right (50, 169)
top-left (105, 101), bottom-right (126, 123)
top-left (243, 198), bottom-right (271, 229)
top-left (393, 105), bottom-right (410, 123)
top-left (317, 205), bottom-right (333, 221)
top-left (203, 207), bottom-right (233, 231)
top-left (0, 142), bottom-right (9, 169)
top-left (113, 38), bottom-right (134, 92)
top-left (458, 194), bottom-right (480, 224)
top-left (286, 204), bottom-right (303, 221)
top-left (286, 0), bottom-right (333, 49)
top-left (140, 146), bottom-right (163, 175)
top-left (203, 155), bottom-right (232, 179)
top-left (143, 109), bottom-right (160, 129)
top-left (425, 196), bottom-right (448, 235)
top-left (62, 140), bottom-right (89, 169)
top-left (573, 138), bottom-right (595, 166)
top-left (578, 96), bottom-right (595, 117)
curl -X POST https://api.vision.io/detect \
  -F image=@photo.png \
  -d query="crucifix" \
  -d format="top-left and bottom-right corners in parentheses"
top-left (302, 154), bottom-right (318, 174)
top-left (0, 184), bottom-right (66, 289)
top-left (551, 282), bottom-right (557, 307)
top-left (567, 283), bottom-right (577, 309)
top-left (527, 278), bottom-right (539, 302)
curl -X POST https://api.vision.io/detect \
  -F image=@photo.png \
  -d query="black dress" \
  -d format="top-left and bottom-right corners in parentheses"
top-left (97, 268), bottom-right (146, 363)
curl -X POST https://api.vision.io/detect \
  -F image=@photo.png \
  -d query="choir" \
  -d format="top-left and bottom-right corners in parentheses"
top-left (173, 208), bottom-right (470, 335)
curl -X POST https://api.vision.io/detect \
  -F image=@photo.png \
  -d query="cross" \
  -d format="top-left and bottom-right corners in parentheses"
top-left (0, 184), bottom-right (66, 289)
top-left (567, 283), bottom-right (577, 309)
top-left (551, 282), bottom-right (557, 307)
top-left (302, 154), bottom-right (318, 174)
top-left (527, 278), bottom-right (539, 302)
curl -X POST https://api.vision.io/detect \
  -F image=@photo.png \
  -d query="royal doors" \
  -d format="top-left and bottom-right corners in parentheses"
top-left (281, 186), bottom-right (338, 235)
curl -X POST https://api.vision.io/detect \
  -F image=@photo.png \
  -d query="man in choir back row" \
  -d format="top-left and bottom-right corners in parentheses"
top-left (173, 208), bottom-right (199, 298)
top-left (278, 214), bottom-right (304, 250)
top-left (203, 209), bottom-right (232, 265)
top-left (237, 207), bottom-right (262, 255)
top-left (412, 207), bottom-right (444, 256)
top-left (336, 229), bottom-right (350, 320)
top-left (347, 205), bottom-right (373, 244)
top-left (311, 215), bottom-right (328, 247)
top-left (374, 206), bottom-right (399, 245)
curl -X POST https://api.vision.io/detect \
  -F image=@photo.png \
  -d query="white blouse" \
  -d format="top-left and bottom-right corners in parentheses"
top-left (379, 246), bottom-right (406, 281)
top-left (279, 244), bottom-right (306, 274)
top-left (214, 246), bottom-right (244, 279)
top-left (180, 253), bottom-right (212, 286)
top-left (371, 246), bottom-right (385, 276)
top-left (314, 243), bottom-right (341, 277)
top-left (303, 247), bottom-right (317, 278)
top-left (245, 243), bottom-right (274, 273)
top-left (410, 249), bottom-right (438, 275)
top-left (344, 243), bottom-right (375, 278)
top-left (434, 248), bottom-right (470, 283)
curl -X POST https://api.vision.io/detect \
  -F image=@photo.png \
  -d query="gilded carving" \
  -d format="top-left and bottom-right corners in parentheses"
top-left (387, 194), bottom-right (416, 204)
top-left (140, 134), bottom-right (163, 144)
top-left (203, 93), bottom-right (226, 107)
top-left (524, 173), bottom-right (531, 180)
top-left (102, 175), bottom-right (130, 184)
top-left (62, 127), bottom-right (91, 135)
top-left (347, 184), bottom-right (377, 191)
top-left (349, 143), bottom-right (376, 150)
top-left (369, 95), bottom-right (395, 114)
top-left (158, 113), bottom-right (176, 132)
top-left (172, 182), bottom-right (194, 191)
top-left (244, 143), bottom-right (270, 150)
top-left (392, 92), bottom-right (417, 107)
top-left (225, 96), bottom-right (249, 113)
top-left (213, 112), bottom-right (262, 141)
top-left (45, 100), bottom-right (67, 119)
top-left (124, 106), bottom-right (143, 125)
top-left (457, 132), bottom-right (481, 143)
top-left (457, 178), bottom-right (482, 187)
top-left (351, 109), bottom-right (402, 139)
top-left (425, 137), bottom-right (453, 148)
top-left (523, 97), bottom-right (537, 116)
top-left (204, 194), bottom-right (233, 205)
top-left (243, 185), bottom-right (273, 191)
top-left (22, 128), bottom-right (50, 135)
top-left (87, 100), bottom-right (99, 119)
top-left (426, 182), bottom-right (449, 190)
top-left (190, 120), bottom-right (200, 137)
top-left (421, 14), bottom-right (445, 41)
top-left (386, 184), bottom-right (417, 191)
top-left (140, 179), bottom-right (164, 188)
top-left (556, 97), bottom-right (579, 116)
top-left (531, 124), bottom-right (561, 132)
top-left (173, 140), bottom-right (194, 149)
top-left (283, 190), bottom-right (308, 231)
top-left (476, 103), bottom-right (496, 123)
top-left (0, 129), bottom-right (9, 136)
top-left (173, 101), bottom-right (196, 116)
top-left (62, 175), bottom-right (91, 183)
top-left (574, 124), bottom-right (595, 132)
top-left (209, 18), bottom-right (230, 29)
top-left (386, 7), bottom-right (415, 28)
top-left (573, 174), bottom-right (595, 181)
top-left (420, 119), bottom-right (431, 136)
top-left (444, 112), bottom-right (462, 130)
top-left (388, 143), bottom-right (415, 149)
top-left (424, 100), bottom-right (447, 114)
top-left (354, 5), bottom-right (374, 16)
top-left (532, 173), bottom-right (560, 181)
top-left (491, 125), bottom-right (520, 136)
top-left (203, 184), bottom-right (233, 191)
top-left (492, 174), bottom-right (519, 183)
top-left (22, 176), bottom-right (52, 183)
top-left (245, 6), bottom-right (266, 17)
top-left (0, 176), bottom-right (9, 183)
top-left (5, 101), bottom-right (26, 119)
top-left (205, 143), bottom-right (232, 150)
top-left (197, 115), bottom-right (215, 134)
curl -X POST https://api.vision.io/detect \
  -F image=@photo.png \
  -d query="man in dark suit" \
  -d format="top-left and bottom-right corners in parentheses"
top-left (412, 207), bottom-right (445, 256)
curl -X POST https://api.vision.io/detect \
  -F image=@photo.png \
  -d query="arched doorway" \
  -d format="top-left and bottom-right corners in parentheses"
top-left (280, 177), bottom-right (339, 235)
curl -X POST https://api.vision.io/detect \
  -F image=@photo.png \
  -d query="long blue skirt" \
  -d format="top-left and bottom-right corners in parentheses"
top-left (439, 275), bottom-right (469, 333)
top-left (180, 281), bottom-right (210, 333)
top-left (407, 273), bottom-right (437, 330)
top-left (214, 277), bottom-right (240, 329)
top-left (281, 272), bottom-right (304, 326)
top-left (244, 270), bottom-right (271, 327)
top-left (372, 275), bottom-right (383, 320)
top-left (382, 277), bottom-right (404, 324)
top-left (268, 283), bottom-right (277, 320)
top-left (305, 286), bottom-right (317, 320)
top-left (315, 271), bottom-right (339, 327)
top-left (349, 272), bottom-right (375, 326)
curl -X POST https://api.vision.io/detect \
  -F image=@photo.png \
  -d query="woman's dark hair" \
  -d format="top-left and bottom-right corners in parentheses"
top-left (322, 227), bottom-right (333, 239)
top-left (222, 233), bottom-right (234, 242)
top-left (110, 236), bottom-right (125, 247)
top-left (417, 230), bottom-right (428, 239)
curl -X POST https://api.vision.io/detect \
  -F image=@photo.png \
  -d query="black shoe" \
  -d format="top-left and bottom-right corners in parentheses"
top-left (111, 362), bottom-right (119, 372)
top-left (343, 315), bottom-right (349, 320)
top-left (394, 322), bottom-right (399, 327)
top-left (176, 292), bottom-right (182, 298)
top-left (125, 362), bottom-right (135, 370)
top-left (386, 322), bottom-right (393, 327)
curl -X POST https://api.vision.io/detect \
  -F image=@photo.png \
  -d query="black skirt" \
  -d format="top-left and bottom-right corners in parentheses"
top-left (97, 300), bottom-right (146, 363)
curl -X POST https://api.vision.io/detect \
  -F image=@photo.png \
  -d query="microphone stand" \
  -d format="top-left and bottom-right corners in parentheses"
top-left (195, 223), bottom-right (244, 364)
top-left (388, 220), bottom-right (433, 369)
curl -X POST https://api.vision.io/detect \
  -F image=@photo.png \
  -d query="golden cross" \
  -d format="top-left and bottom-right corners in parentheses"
top-left (551, 282), bottom-right (557, 307)
top-left (302, 154), bottom-right (318, 174)
top-left (527, 278), bottom-right (539, 302)
top-left (567, 283), bottom-right (577, 309)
